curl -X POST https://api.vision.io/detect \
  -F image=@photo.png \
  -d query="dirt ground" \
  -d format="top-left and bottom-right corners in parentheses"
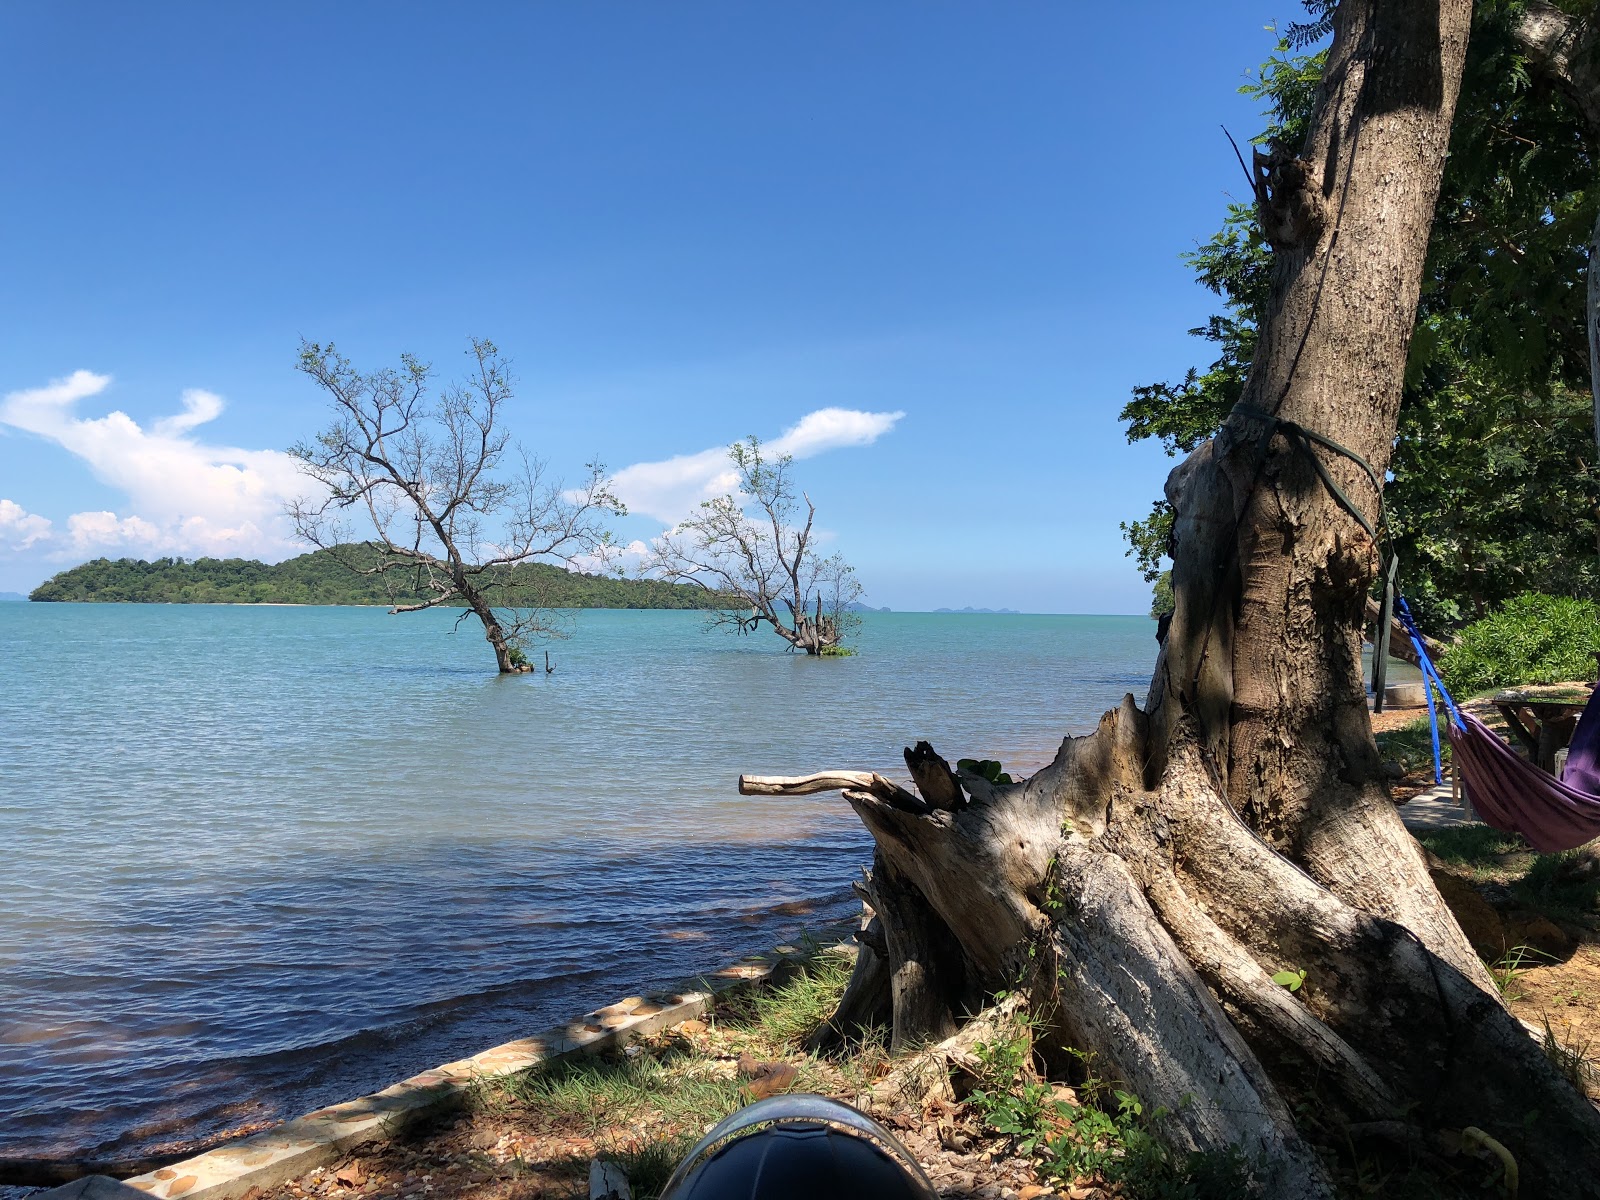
top-left (1504, 943), bottom-right (1600, 1095)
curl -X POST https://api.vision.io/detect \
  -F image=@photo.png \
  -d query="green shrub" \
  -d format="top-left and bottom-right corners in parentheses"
top-left (1438, 592), bottom-right (1600, 694)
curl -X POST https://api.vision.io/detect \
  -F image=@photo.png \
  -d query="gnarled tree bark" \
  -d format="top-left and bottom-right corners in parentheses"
top-left (742, 1), bottom-right (1600, 1194)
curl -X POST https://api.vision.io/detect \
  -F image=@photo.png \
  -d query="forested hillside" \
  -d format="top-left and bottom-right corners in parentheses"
top-left (29, 548), bottom-right (731, 609)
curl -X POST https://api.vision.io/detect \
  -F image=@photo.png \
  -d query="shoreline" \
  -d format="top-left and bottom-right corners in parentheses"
top-left (25, 925), bottom-right (856, 1200)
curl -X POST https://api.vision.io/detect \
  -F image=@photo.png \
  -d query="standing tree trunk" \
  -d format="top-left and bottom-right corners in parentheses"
top-left (744, 2), bottom-right (1600, 1193)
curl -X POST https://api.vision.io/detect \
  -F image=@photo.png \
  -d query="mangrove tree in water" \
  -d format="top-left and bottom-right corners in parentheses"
top-left (288, 338), bottom-right (624, 673)
top-left (649, 436), bottom-right (863, 655)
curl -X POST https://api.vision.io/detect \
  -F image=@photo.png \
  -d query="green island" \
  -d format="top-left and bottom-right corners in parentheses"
top-left (28, 548), bottom-right (731, 610)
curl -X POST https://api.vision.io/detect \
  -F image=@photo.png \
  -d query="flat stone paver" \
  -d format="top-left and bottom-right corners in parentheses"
top-left (1399, 783), bottom-right (1479, 835)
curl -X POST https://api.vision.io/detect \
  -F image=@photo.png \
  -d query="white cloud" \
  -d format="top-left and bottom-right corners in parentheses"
top-left (611, 407), bottom-right (904, 525)
top-left (0, 371), bottom-right (305, 561)
top-left (0, 499), bottom-right (53, 550)
top-left (768, 407), bottom-right (904, 458)
top-left (64, 511), bottom-right (165, 552)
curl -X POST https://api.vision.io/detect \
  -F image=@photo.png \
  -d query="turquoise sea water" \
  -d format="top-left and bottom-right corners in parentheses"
top-left (0, 605), bottom-right (1155, 1165)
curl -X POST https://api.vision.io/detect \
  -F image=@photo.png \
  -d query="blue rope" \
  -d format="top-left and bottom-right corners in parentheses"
top-left (1393, 595), bottom-right (1462, 785)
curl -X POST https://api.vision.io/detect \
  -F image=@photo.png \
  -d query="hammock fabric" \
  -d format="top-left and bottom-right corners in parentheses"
top-left (1448, 693), bottom-right (1600, 854)
top-left (1397, 597), bottom-right (1600, 854)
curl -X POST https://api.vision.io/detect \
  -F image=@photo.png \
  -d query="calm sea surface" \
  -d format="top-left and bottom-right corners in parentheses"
top-left (0, 605), bottom-right (1155, 1165)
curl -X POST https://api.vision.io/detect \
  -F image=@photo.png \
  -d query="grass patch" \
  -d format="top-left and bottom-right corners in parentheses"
top-left (470, 944), bottom-right (865, 1192)
top-left (1416, 825), bottom-right (1529, 869)
top-left (1374, 715), bottom-right (1449, 775)
top-left (1516, 846), bottom-right (1600, 921)
top-left (603, 1136), bottom-right (699, 1200)
top-left (717, 942), bottom-right (854, 1047)
top-left (1419, 827), bottom-right (1599, 922)
top-left (1541, 1015), bottom-right (1598, 1096)
top-left (491, 1050), bottom-right (747, 1137)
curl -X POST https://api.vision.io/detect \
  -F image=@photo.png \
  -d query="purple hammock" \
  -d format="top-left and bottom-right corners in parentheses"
top-left (1449, 686), bottom-right (1600, 853)
top-left (1397, 598), bottom-right (1600, 853)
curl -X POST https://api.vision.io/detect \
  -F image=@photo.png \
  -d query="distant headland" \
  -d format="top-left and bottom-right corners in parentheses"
top-left (26, 548), bottom-right (732, 609)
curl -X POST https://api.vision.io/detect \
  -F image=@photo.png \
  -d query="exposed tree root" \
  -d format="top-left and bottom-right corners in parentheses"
top-left (740, 698), bottom-right (1600, 1197)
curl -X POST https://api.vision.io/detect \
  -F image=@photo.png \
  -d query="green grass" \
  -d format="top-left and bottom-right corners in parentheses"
top-left (603, 1137), bottom-right (700, 1200)
top-left (1374, 715), bottom-right (1450, 775)
top-left (1419, 825), bottom-right (1600, 922)
top-left (488, 1050), bottom-right (747, 1136)
top-left (717, 942), bottom-right (856, 1047)
top-left (1415, 825), bottom-right (1529, 869)
top-left (1541, 1015), bottom-right (1598, 1096)
top-left (471, 943), bottom-right (865, 1195)
top-left (1488, 944), bottom-right (1557, 1003)
top-left (1517, 846), bottom-right (1600, 921)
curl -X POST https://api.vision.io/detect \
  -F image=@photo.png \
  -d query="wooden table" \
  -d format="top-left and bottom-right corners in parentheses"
top-left (1491, 685), bottom-right (1594, 773)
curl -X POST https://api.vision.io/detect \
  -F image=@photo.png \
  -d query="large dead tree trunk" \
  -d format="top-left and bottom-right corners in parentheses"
top-left (743, 2), bottom-right (1600, 1194)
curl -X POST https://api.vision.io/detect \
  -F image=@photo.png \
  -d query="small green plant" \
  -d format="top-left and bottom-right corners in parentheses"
top-left (818, 644), bottom-right (857, 656)
top-left (1438, 592), bottom-right (1600, 694)
top-left (1541, 1016), bottom-right (1597, 1095)
top-left (506, 644), bottom-right (530, 670)
top-left (968, 1031), bottom-right (1251, 1198)
top-left (1488, 944), bottom-right (1553, 1003)
top-left (1270, 968), bottom-right (1307, 993)
top-left (958, 758), bottom-right (1014, 785)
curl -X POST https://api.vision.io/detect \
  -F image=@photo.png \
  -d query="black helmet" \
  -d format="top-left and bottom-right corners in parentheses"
top-left (659, 1094), bottom-right (937, 1200)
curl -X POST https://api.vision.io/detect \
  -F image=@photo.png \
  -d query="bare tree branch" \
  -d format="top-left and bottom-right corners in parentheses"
top-left (287, 338), bottom-right (625, 673)
top-left (644, 437), bottom-right (863, 655)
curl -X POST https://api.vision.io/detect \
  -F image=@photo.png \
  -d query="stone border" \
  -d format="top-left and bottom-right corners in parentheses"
top-left (41, 925), bottom-right (854, 1200)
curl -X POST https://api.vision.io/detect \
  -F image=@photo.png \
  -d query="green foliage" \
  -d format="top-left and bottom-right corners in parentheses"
top-left (958, 758), bottom-right (1014, 785)
top-left (1437, 593), bottom-right (1600, 693)
top-left (1269, 968), bottom-right (1306, 993)
top-left (1489, 944), bottom-right (1554, 1003)
top-left (1119, 22), bottom-right (1600, 627)
top-left (29, 547), bottom-right (734, 610)
top-left (968, 1034), bottom-right (1251, 1199)
top-left (818, 645), bottom-right (857, 657)
top-left (1149, 571), bottom-right (1174, 621)
top-left (1120, 501), bottom-right (1174, 588)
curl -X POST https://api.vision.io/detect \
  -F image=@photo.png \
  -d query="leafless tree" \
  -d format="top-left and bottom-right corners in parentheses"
top-left (288, 338), bottom-right (624, 673)
top-left (649, 437), bottom-right (862, 654)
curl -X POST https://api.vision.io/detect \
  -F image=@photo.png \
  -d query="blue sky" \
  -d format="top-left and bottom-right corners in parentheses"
top-left (0, 3), bottom-right (1284, 611)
